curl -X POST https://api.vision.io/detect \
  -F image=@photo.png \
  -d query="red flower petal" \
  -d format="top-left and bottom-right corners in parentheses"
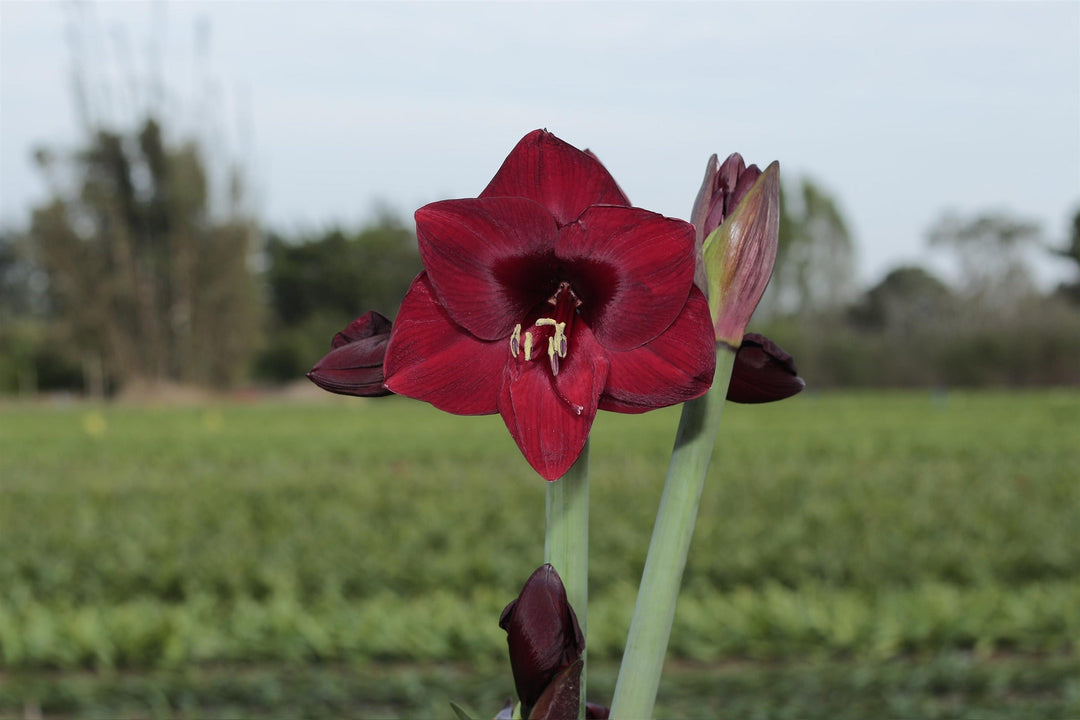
top-left (499, 330), bottom-right (609, 481)
top-left (557, 206), bottom-right (696, 352)
top-left (479, 129), bottom-right (631, 226)
top-left (383, 273), bottom-right (504, 415)
top-left (598, 286), bottom-right (715, 413)
top-left (416, 197), bottom-right (559, 341)
top-left (547, 320), bottom-right (606, 415)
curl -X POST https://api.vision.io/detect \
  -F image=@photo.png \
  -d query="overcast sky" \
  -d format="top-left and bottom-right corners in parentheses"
top-left (2, 1), bottom-right (1078, 287)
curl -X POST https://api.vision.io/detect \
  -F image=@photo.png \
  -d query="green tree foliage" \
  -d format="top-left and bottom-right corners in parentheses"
top-left (1052, 206), bottom-right (1080, 305)
top-left (256, 218), bottom-right (422, 382)
top-left (0, 233), bottom-right (43, 393)
top-left (26, 118), bottom-right (259, 393)
top-left (0, 231), bottom-right (85, 394)
top-left (929, 211), bottom-right (1042, 313)
top-left (0, 231), bottom-right (41, 320)
top-left (765, 178), bottom-right (856, 315)
top-left (848, 265), bottom-right (956, 333)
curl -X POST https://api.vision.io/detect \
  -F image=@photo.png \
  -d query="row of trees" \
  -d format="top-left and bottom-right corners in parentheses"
top-left (30, 119), bottom-right (258, 393)
top-left (0, 114), bottom-right (420, 395)
top-left (6, 9), bottom-right (1079, 396)
top-left (759, 209), bottom-right (1080, 388)
top-left (2, 112), bottom-right (1079, 395)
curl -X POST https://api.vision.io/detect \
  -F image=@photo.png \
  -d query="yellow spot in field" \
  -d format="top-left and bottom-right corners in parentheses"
top-left (203, 409), bottom-right (224, 432)
top-left (82, 411), bottom-right (107, 438)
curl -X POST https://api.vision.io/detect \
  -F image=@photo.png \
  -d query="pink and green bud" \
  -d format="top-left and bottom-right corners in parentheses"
top-left (694, 155), bottom-right (780, 348)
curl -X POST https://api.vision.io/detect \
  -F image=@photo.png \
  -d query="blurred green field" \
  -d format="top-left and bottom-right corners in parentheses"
top-left (1, 391), bottom-right (1078, 718)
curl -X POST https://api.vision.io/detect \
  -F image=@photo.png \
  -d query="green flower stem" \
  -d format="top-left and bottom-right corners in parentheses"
top-left (545, 438), bottom-right (590, 720)
top-left (608, 347), bottom-right (736, 720)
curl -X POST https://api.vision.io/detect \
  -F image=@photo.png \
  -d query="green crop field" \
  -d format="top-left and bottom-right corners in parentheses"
top-left (1, 391), bottom-right (1078, 718)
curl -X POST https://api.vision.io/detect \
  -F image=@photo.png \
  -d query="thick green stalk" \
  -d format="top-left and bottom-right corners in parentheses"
top-left (545, 438), bottom-right (590, 720)
top-left (608, 348), bottom-right (736, 719)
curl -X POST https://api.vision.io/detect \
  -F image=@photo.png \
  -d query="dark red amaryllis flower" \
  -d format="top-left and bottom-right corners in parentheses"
top-left (308, 315), bottom-right (803, 407)
top-left (384, 130), bottom-right (715, 480)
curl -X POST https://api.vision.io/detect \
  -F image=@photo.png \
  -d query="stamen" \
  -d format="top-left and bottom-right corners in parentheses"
top-left (510, 324), bottom-right (522, 357)
top-left (521, 282), bottom-right (579, 374)
top-left (535, 318), bottom-right (568, 359)
top-left (547, 337), bottom-right (560, 376)
top-left (553, 322), bottom-right (567, 358)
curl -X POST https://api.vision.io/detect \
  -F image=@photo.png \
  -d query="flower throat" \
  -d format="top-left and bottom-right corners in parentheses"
top-left (509, 281), bottom-right (581, 376)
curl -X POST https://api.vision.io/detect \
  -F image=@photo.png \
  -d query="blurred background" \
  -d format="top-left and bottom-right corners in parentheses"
top-left (1, 2), bottom-right (1078, 718)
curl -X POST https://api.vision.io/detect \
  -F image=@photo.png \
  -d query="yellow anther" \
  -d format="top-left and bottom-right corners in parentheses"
top-left (534, 318), bottom-right (568, 358)
top-left (523, 331), bottom-right (534, 361)
top-left (510, 324), bottom-right (522, 357)
top-left (553, 322), bottom-right (567, 358)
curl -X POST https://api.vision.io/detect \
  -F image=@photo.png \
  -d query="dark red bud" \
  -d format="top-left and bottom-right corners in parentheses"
top-left (499, 564), bottom-right (585, 715)
top-left (307, 311), bottom-right (394, 396)
top-left (331, 310), bottom-right (392, 348)
top-left (726, 333), bottom-right (805, 404)
top-left (527, 659), bottom-right (582, 720)
top-left (585, 702), bottom-right (611, 719)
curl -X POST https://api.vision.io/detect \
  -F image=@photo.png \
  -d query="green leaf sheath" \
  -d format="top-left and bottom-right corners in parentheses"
top-left (546, 439), bottom-right (590, 720)
top-left (609, 348), bottom-right (736, 719)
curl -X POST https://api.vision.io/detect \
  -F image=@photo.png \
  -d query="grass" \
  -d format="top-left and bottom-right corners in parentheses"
top-left (1, 390), bottom-right (1078, 717)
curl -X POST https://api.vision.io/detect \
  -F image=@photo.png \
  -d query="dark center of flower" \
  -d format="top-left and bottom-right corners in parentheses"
top-left (509, 281), bottom-right (581, 376)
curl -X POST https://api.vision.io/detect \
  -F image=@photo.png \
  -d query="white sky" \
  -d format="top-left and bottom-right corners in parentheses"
top-left (2, 1), bottom-right (1078, 288)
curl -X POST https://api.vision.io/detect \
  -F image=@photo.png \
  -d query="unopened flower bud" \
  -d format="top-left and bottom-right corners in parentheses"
top-left (727, 333), bottom-right (805, 404)
top-left (691, 153), bottom-right (762, 288)
top-left (306, 311), bottom-right (394, 396)
top-left (527, 659), bottom-right (582, 720)
top-left (499, 564), bottom-right (584, 716)
top-left (694, 156), bottom-right (780, 348)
